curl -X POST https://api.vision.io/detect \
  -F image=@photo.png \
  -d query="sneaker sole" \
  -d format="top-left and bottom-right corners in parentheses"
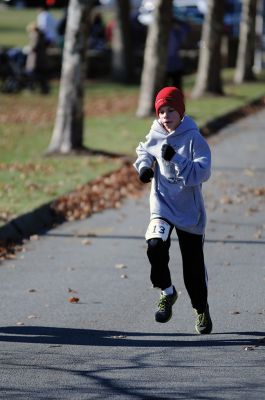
top-left (155, 310), bottom-right (173, 323)
top-left (195, 322), bottom-right (213, 335)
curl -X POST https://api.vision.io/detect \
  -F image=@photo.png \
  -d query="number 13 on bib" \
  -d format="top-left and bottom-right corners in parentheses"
top-left (145, 218), bottom-right (171, 242)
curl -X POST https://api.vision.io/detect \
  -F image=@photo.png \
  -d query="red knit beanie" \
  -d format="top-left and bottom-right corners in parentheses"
top-left (155, 86), bottom-right (185, 119)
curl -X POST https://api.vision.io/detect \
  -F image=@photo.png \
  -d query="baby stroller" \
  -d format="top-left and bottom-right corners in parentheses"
top-left (0, 47), bottom-right (27, 93)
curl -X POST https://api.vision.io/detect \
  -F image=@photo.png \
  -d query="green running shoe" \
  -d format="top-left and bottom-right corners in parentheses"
top-left (155, 286), bottom-right (178, 323)
top-left (195, 304), bottom-right (212, 334)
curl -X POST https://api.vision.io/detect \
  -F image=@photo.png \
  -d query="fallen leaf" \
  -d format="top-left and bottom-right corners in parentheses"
top-left (250, 187), bottom-right (265, 196)
top-left (5, 253), bottom-right (16, 260)
top-left (220, 196), bottom-right (233, 205)
top-left (30, 235), bottom-right (39, 241)
top-left (27, 314), bottom-right (39, 319)
top-left (81, 239), bottom-right (92, 245)
top-left (68, 288), bottom-right (78, 294)
top-left (246, 207), bottom-right (259, 214)
top-left (68, 297), bottom-right (80, 303)
top-left (115, 263), bottom-right (127, 269)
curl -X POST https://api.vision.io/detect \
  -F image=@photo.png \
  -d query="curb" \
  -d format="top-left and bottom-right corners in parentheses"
top-left (200, 95), bottom-right (265, 137)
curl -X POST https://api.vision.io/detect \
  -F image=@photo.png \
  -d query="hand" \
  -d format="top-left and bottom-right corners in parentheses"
top-left (161, 144), bottom-right (175, 161)
top-left (139, 167), bottom-right (154, 183)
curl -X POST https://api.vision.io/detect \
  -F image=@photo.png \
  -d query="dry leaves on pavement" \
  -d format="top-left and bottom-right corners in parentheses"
top-left (52, 163), bottom-right (144, 222)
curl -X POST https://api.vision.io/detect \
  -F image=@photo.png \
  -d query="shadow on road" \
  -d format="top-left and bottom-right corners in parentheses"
top-left (0, 326), bottom-right (264, 348)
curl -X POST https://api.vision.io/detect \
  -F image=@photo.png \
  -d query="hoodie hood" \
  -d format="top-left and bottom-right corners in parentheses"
top-left (148, 115), bottom-right (199, 142)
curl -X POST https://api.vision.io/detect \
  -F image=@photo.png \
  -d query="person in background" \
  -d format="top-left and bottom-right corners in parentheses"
top-left (165, 19), bottom-right (190, 90)
top-left (37, 3), bottom-right (58, 46)
top-left (88, 12), bottom-right (107, 51)
top-left (25, 22), bottom-right (50, 94)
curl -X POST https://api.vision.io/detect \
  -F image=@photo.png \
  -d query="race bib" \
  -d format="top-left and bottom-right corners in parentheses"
top-left (145, 218), bottom-right (171, 242)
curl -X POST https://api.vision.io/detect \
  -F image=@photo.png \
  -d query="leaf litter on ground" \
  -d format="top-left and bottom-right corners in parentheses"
top-left (0, 163), bottom-right (145, 261)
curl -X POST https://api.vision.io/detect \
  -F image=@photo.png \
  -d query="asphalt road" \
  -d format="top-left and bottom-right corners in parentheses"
top-left (0, 110), bottom-right (265, 399)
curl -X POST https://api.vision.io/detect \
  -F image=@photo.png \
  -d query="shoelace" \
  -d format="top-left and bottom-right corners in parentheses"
top-left (157, 295), bottom-right (170, 311)
top-left (197, 312), bottom-right (207, 325)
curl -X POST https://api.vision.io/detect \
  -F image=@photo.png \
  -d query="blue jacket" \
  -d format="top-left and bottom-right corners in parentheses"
top-left (134, 115), bottom-right (211, 234)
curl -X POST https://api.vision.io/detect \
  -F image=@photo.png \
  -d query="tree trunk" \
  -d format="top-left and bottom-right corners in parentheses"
top-left (191, 0), bottom-right (225, 98)
top-left (136, 0), bottom-right (173, 117)
top-left (47, 0), bottom-right (94, 154)
top-left (234, 0), bottom-right (257, 83)
top-left (111, 0), bottom-right (134, 83)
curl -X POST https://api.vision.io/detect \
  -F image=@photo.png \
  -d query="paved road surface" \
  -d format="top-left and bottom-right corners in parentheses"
top-left (0, 110), bottom-right (265, 399)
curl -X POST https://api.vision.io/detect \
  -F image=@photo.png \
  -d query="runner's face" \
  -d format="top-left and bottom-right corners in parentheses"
top-left (158, 106), bottom-right (181, 133)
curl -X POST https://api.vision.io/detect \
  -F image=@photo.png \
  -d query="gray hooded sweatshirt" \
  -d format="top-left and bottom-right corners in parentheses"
top-left (134, 115), bottom-right (211, 235)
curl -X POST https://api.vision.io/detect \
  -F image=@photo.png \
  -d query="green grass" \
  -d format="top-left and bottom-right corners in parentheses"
top-left (0, 155), bottom-right (121, 219)
top-left (0, 6), bottom-right (112, 48)
top-left (85, 113), bottom-right (153, 155)
top-left (0, 7), bottom-right (63, 48)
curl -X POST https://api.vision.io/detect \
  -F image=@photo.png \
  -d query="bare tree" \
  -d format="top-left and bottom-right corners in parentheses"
top-left (136, 0), bottom-right (173, 117)
top-left (111, 0), bottom-right (134, 82)
top-left (47, 0), bottom-right (94, 154)
top-left (234, 0), bottom-right (257, 83)
top-left (191, 0), bottom-right (225, 98)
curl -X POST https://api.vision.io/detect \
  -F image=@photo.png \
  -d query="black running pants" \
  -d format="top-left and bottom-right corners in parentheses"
top-left (147, 227), bottom-right (208, 313)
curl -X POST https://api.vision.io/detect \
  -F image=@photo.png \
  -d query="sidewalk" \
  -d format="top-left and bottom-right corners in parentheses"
top-left (0, 110), bottom-right (264, 399)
